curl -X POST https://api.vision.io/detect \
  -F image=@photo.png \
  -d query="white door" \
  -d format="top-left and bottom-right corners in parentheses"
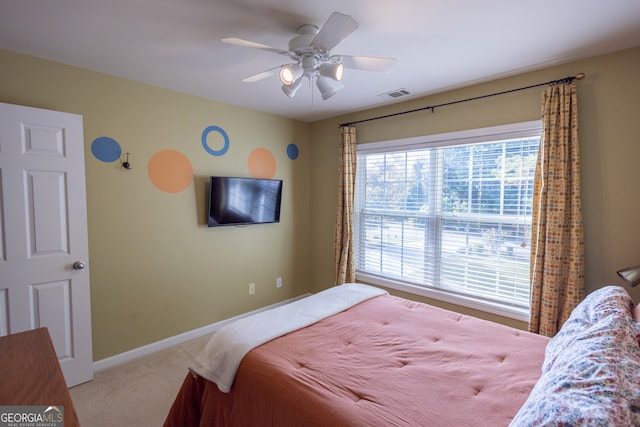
top-left (0, 102), bottom-right (93, 387)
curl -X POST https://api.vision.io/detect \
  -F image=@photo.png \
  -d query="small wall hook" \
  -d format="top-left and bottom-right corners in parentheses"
top-left (121, 153), bottom-right (132, 170)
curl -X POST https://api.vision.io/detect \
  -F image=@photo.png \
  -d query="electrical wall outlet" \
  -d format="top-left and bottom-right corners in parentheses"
top-left (249, 283), bottom-right (255, 295)
top-left (276, 277), bottom-right (282, 288)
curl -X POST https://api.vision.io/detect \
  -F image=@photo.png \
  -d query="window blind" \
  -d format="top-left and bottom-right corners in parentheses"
top-left (354, 122), bottom-right (541, 314)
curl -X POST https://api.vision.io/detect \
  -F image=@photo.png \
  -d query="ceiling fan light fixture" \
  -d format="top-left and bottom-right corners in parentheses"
top-left (316, 76), bottom-right (344, 100)
top-left (281, 78), bottom-right (303, 98)
top-left (279, 64), bottom-right (303, 85)
top-left (224, 12), bottom-right (397, 103)
top-left (318, 62), bottom-right (344, 81)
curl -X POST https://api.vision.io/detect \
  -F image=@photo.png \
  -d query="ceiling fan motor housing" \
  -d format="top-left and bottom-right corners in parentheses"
top-left (289, 25), bottom-right (322, 55)
top-left (288, 24), bottom-right (334, 80)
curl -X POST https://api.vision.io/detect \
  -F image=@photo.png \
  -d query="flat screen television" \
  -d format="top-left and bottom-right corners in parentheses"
top-left (207, 176), bottom-right (283, 227)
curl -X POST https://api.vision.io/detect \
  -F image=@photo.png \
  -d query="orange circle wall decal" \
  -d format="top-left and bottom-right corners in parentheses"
top-left (148, 149), bottom-right (194, 193)
top-left (247, 148), bottom-right (276, 179)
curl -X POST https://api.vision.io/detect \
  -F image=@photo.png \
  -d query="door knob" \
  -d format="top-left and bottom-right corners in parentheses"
top-left (73, 261), bottom-right (86, 270)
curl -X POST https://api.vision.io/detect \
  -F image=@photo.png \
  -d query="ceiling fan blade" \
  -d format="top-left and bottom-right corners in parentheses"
top-left (222, 38), bottom-right (290, 55)
top-left (311, 12), bottom-right (359, 52)
top-left (241, 67), bottom-right (279, 83)
top-left (337, 55), bottom-right (396, 72)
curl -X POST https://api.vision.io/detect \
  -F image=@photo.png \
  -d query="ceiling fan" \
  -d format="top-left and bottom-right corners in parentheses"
top-left (222, 12), bottom-right (396, 100)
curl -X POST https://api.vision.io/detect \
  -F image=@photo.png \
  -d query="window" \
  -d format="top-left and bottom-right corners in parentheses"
top-left (354, 122), bottom-right (541, 320)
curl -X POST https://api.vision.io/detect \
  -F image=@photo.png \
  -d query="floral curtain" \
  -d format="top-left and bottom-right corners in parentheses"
top-left (529, 81), bottom-right (585, 337)
top-left (334, 125), bottom-right (357, 285)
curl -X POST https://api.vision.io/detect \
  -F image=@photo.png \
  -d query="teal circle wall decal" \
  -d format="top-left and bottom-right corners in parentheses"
top-left (201, 125), bottom-right (230, 156)
top-left (91, 136), bottom-right (122, 163)
top-left (287, 143), bottom-right (299, 160)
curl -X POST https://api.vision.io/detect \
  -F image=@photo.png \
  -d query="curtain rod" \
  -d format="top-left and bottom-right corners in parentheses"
top-left (339, 72), bottom-right (585, 127)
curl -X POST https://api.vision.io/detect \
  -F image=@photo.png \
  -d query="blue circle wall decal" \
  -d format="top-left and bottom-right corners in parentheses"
top-left (202, 126), bottom-right (230, 156)
top-left (91, 136), bottom-right (122, 163)
top-left (287, 143), bottom-right (299, 160)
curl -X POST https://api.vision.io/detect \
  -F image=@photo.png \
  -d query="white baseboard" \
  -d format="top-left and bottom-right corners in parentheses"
top-left (93, 293), bottom-right (312, 373)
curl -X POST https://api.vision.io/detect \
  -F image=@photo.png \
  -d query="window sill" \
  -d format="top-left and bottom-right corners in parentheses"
top-left (356, 272), bottom-right (530, 322)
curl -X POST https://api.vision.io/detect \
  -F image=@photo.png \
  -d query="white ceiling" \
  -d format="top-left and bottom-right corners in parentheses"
top-left (1, 0), bottom-right (640, 122)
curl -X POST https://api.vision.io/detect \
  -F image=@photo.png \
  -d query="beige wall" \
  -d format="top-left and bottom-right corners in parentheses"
top-left (309, 46), bottom-right (640, 327)
top-left (0, 49), bottom-right (311, 360)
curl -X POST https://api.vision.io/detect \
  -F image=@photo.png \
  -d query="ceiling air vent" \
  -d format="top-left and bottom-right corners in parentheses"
top-left (378, 88), bottom-right (411, 100)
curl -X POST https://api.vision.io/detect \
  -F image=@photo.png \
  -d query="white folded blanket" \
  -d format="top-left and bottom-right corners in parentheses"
top-left (189, 283), bottom-right (388, 392)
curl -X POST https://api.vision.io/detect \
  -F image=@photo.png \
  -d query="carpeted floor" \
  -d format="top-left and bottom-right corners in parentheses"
top-left (69, 335), bottom-right (209, 427)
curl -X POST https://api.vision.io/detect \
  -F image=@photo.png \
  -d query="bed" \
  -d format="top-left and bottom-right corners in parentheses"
top-left (164, 283), bottom-right (640, 426)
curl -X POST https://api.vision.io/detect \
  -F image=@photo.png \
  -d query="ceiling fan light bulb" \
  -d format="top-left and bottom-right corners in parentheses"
top-left (280, 68), bottom-right (294, 85)
top-left (280, 64), bottom-right (302, 85)
top-left (319, 63), bottom-right (344, 81)
top-left (336, 63), bottom-right (344, 80)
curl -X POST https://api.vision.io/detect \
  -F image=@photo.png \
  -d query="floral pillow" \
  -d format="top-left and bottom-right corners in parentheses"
top-left (510, 286), bottom-right (640, 426)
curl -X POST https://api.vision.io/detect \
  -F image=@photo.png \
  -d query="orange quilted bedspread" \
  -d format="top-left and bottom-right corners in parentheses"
top-left (164, 294), bottom-right (548, 426)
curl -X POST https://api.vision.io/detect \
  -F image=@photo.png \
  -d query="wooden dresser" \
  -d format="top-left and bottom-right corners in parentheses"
top-left (0, 327), bottom-right (80, 426)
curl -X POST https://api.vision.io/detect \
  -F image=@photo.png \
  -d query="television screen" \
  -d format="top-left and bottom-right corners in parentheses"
top-left (207, 176), bottom-right (283, 227)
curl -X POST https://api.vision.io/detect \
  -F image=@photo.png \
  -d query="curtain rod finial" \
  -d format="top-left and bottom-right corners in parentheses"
top-left (575, 72), bottom-right (585, 80)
